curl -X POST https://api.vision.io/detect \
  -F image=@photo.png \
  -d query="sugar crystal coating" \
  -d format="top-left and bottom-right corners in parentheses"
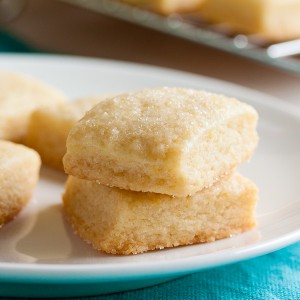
top-left (64, 87), bottom-right (258, 196)
top-left (0, 140), bottom-right (41, 227)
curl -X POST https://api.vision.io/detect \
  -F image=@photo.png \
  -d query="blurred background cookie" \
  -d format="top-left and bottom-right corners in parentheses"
top-left (120, 0), bottom-right (204, 15)
top-left (0, 72), bottom-right (66, 143)
top-left (25, 95), bottom-right (110, 171)
top-left (201, 0), bottom-right (300, 41)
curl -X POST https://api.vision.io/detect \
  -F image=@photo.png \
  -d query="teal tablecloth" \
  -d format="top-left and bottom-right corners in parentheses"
top-left (0, 31), bottom-right (300, 299)
top-left (81, 244), bottom-right (300, 299)
top-left (0, 31), bottom-right (35, 53)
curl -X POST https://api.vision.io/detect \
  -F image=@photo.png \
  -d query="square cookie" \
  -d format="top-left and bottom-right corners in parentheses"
top-left (63, 87), bottom-right (258, 196)
top-left (201, 0), bottom-right (300, 41)
top-left (63, 172), bottom-right (257, 255)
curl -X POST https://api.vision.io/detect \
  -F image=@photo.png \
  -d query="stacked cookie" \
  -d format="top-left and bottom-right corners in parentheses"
top-left (63, 87), bottom-right (258, 255)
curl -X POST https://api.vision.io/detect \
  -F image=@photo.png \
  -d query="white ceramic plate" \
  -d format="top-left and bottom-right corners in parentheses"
top-left (0, 54), bottom-right (300, 298)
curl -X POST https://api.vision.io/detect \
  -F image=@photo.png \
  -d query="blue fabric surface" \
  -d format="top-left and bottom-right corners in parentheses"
top-left (0, 31), bottom-right (299, 300)
top-left (88, 243), bottom-right (300, 300)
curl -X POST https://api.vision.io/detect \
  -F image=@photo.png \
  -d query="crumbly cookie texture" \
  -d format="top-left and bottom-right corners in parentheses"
top-left (121, 0), bottom-right (204, 15)
top-left (0, 140), bottom-right (41, 227)
top-left (63, 87), bottom-right (258, 197)
top-left (25, 95), bottom-right (110, 171)
top-left (0, 72), bottom-right (66, 143)
top-left (201, 0), bottom-right (300, 41)
top-left (63, 172), bottom-right (257, 255)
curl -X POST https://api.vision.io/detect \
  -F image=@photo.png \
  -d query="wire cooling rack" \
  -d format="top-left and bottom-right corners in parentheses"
top-left (63, 0), bottom-right (300, 75)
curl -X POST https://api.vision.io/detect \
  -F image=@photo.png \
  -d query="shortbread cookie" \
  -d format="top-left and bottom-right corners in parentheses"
top-left (26, 96), bottom-right (108, 171)
top-left (0, 72), bottom-right (66, 142)
top-left (63, 172), bottom-right (257, 255)
top-left (121, 0), bottom-right (204, 15)
top-left (201, 0), bottom-right (300, 41)
top-left (63, 87), bottom-right (258, 197)
top-left (0, 140), bottom-right (41, 227)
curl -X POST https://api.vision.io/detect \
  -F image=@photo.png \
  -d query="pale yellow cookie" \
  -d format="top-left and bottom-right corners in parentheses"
top-left (0, 72), bottom-right (66, 143)
top-left (26, 96), bottom-right (109, 171)
top-left (121, 0), bottom-right (204, 15)
top-left (201, 0), bottom-right (300, 41)
top-left (63, 87), bottom-right (258, 197)
top-left (0, 140), bottom-right (41, 228)
top-left (63, 172), bottom-right (257, 255)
